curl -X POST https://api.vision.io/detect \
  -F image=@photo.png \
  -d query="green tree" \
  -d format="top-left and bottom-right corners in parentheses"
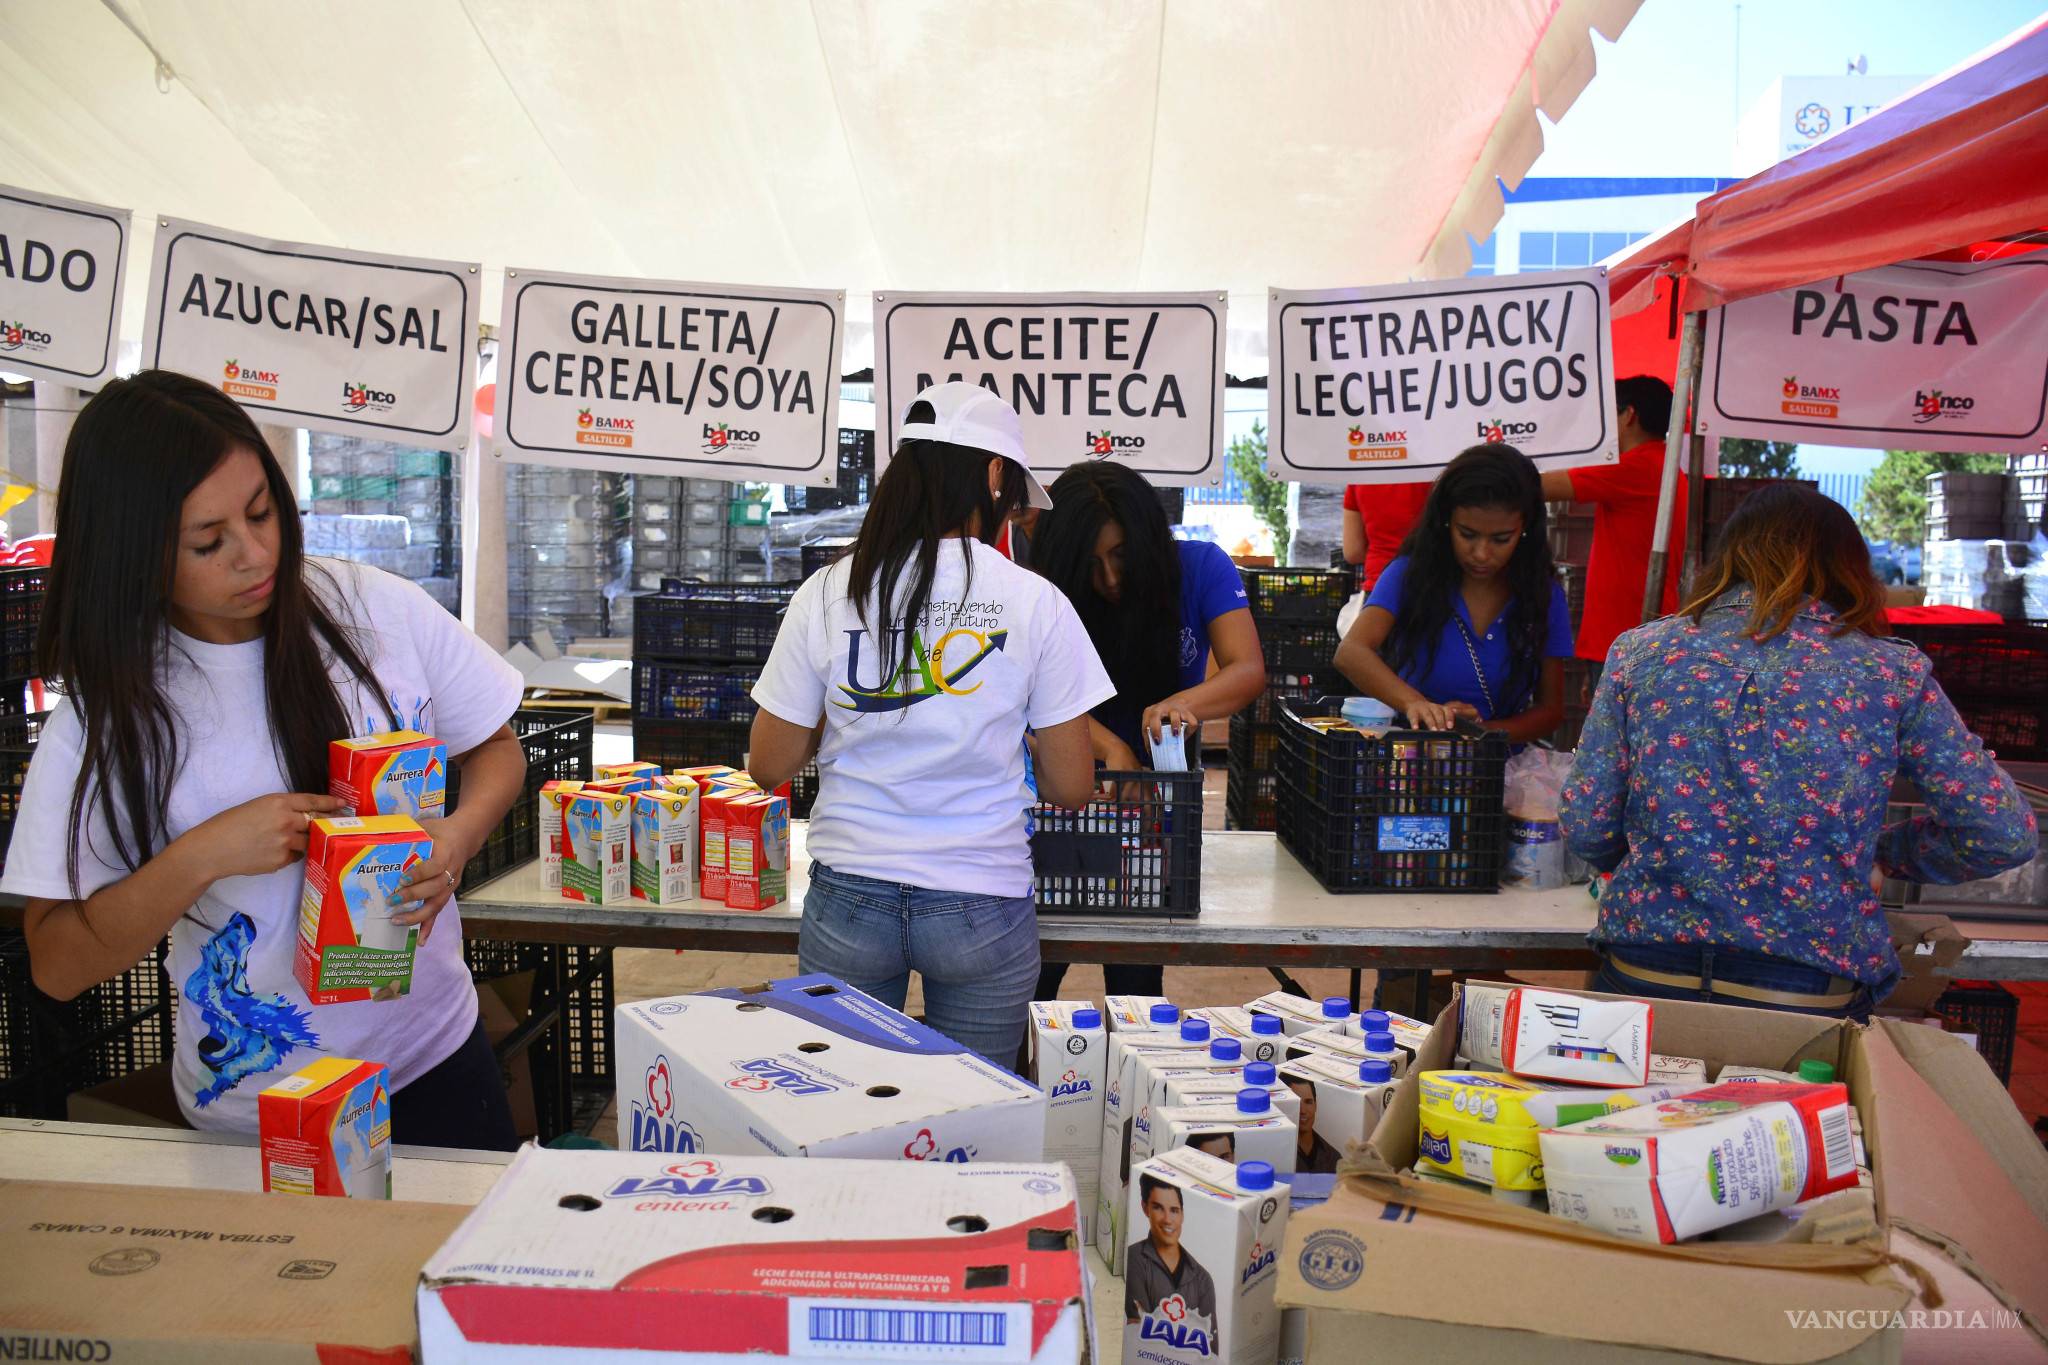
top-left (1228, 420), bottom-right (1289, 556)
top-left (1856, 449), bottom-right (2008, 545)
top-left (1717, 438), bottom-right (1801, 480)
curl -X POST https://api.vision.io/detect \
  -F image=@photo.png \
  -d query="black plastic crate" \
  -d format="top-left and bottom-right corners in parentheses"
top-left (1225, 767), bottom-right (1277, 831)
top-left (633, 660), bottom-right (762, 724)
top-left (1229, 714), bottom-right (1282, 773)
top-left (1239, 566), bottom-right (1350, 621)
top-left (634, 717), bottom-right (754, 772)
top-left (453, 708), bottom-right (594, 890)
top-left (0, 564), bottom-right (46, 682)
top-left (1274, 697), bottom-right (1507, 894)
top-left (634, 580), bottom-right (795, 664)
top-left (1248, 672), bottom-right (1342, 725)
top-left (462, 940), bottom-right (615, 1093)
top-left (1259, 622), bottom-right (1341, 674)
top-left (801, 538), bottom-right (857, 581)
top-left (1931, 982), bottom-right (2019, 1084)
top-left (1890, 623), bottom-right (2048, 696)
top-left (791, 761), bottom-right (819, 819)
top-left (1948, 696), bottom-right (2048, 762)
top-left (0, 931), bottom-right (173, 1119)
top-left (0, 710), bottom-right (45, 875)
top-left (1031, 770), bottom-right (1202, 917)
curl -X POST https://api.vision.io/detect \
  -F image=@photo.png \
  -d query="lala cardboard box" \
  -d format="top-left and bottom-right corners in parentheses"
top-left (722, 791), bottom-right (788, 911)
top-left (328, 730), bottom-right (445, 819)
top-left (616, 973), bottom-right (1045, 1161)
top-left (419, 1148), bottom-right (1090, 1363)
top-left (630, 785), bottom-right (699, 906)
top-left (258, 1057), bottom-right (391, 1199)
top-left (1029, 1001), bottom-right (1108, 1240)
top-left (1122, 1148), bottom-right (1289, 1365)
top-left (294, 815), bottom-right (432, 1006)
top-left (561, 789), bottom-right (631, 904)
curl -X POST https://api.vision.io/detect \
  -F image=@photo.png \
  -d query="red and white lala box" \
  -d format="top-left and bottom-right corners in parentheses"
top-left (418, 1146), bottom-right (1090, 1363)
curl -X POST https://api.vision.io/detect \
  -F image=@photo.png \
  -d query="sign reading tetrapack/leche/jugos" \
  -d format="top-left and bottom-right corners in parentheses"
top-left (497, 268), bottom-right (843, 485)
top-left (1268, 270), bottom-right (1618, 484)
top-left (873, 291), bottom-right (1226, 487)
top-left (141, 218), bottom-right (476, 449)
top-left (1697, 256), bottom-right (2048, 455)
top-left (0, 184), bottom-right (128, 386)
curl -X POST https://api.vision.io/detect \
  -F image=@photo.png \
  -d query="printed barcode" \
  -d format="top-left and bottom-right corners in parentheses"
top-left (808, 1307), bottom-right (1007, 1348)
top-left (1818, 1102), bottom-right (1854, 1179)
top-left (269, 1160), bottom-right (314, 1195)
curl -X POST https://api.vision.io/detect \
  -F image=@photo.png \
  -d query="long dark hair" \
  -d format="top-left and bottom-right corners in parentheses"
top-left (845, 400), bottom-right (1026, 701)
top-left (1384, 443), bottom-right (1555, 714)
top-left (40, 370), bottom-right (385, 894)
top-left (1683, 482), bottom-right (1887, 641)
top-left (1032, 461), bottom-right (1181, 710)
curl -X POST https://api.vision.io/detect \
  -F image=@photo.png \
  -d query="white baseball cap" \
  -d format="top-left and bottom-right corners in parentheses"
top-left (898, 381), bottom-right (1053, 510)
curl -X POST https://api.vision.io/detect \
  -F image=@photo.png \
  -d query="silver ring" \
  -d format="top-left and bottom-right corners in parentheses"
top-left (444, 869), bottom-right (456, 890)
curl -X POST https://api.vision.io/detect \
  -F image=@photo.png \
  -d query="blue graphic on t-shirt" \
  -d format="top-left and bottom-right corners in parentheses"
top-left (361, 692), bottom-right (433, 738)
top-left (183, 912), bottom-right (319, 1107)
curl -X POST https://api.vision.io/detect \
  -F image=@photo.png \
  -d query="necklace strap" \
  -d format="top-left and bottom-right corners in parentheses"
top-left (1453, 614), bottom-right (1496, 718)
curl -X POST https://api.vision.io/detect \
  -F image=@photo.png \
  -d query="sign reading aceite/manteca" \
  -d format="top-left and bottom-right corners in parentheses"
top-left (0, 184), bottom-right (129, 386)
top-left (141, 218), bottom-right (476, 449)
top-left (873, 291), bottom-right (1225, 487)
top-left (497, 268), bottom-right (843, 485)
top-left (1269, 270), bottom-right (1618, 484)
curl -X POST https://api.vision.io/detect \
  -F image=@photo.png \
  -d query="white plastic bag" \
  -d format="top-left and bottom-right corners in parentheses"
top-left (1503, 747), bottom-right (1576, 889)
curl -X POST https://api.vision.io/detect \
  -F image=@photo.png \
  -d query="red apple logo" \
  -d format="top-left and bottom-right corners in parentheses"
top-left (1093, 431), bottom-right (1112, 455)
top-left (710, 425), bottom-right (729, 448)
top-left (225, 359), bottom-right (239, 379)
top-left (1484, 421), bottom-right (1506, 442)
top-left (577, 408), bottom-right (593, 428)
top-left (1348, 426), bottom-right (1364, 445)
top-left (1782, 376), bottom-right (1799, 398)
top-left (1921, 391), bottom-right (1942, 417)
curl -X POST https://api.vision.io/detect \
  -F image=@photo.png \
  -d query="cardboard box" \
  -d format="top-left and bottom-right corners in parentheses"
top-left (294, 815), bottom-right (432, 1005)
top-left (1189, 1006), bottom-right (1288, 1064)
top-left (1123, 1148), bottom-right (1289, 1365)
top-left (328, 730), bottom-right (445, 818)
top-left (1278, 983), bottom-right (2048, 1362)
top-left (630, 785), bottom-right (699, 906)
top-left (0, 1178), bottom-right (465, 1361)
top-left (1029, 1002), bottom-right (1108, 1241)
top-left (537, 779), bottom-right (584, 892)
top-left (616, 973), bottom-right (1044, 1161)
top-left (560, 789), bottom-right (631, 904)
top-left (66, 1060), bottom-right (189, 1129)
top-left (699, 786), bottom-right (750, 903)
top-left (258, 1057), bottom-right (391, 1198)
top-left (1155, 1104), bottom-right (1299, 1179)
top-left (722, 792), bottom-right (788, 910)
top-left (419, 1147), bottom-right (1089, 1363)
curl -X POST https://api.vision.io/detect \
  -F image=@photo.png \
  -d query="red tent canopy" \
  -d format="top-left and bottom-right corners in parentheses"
top-left (1610, 14), bottom-right (2048, 316)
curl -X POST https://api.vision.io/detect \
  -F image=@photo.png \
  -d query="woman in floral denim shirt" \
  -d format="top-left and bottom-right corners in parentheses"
top-left (1561, 484), bottom-right (2036, 1020)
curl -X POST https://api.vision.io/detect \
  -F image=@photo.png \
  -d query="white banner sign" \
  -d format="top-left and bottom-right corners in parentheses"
top-left (142, 218), bottom-right (476, 449)
top-left (1698, 256), bottom-right (2048, 454)
top-left (0, 185), bottom-right (128, 386)
top-left (1269, 270), bottom-right (1618, 483)
top-left (873, 291), bottom-right (1225, 486)
top-left (498, 269), bottom-right (843, 484)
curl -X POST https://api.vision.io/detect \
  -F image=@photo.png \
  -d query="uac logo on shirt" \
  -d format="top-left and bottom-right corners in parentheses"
top-left (836, 627), bottom-right (1009, 713)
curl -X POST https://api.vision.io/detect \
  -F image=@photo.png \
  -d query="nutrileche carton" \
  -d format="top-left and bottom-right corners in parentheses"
top-left (561, 790), bottom-right (632, 904)
top-left (538, 780), bottom-right (584, 891)
top-left (295, 815), bottom-right (432, 1005)
top-left (258, 1057), bottom-right (390, 1198)
top-left (1029, 1002), bottom-right (1108, 1240)
top-left (1123, 1148), bottom-right (1288, 1365)
top-left (630, 784), bottom-right (699, 906)
top-left (328, 730), bottom-right (445, 819)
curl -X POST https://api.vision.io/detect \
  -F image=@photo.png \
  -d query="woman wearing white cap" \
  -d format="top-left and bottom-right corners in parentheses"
top-left (748, 383), bottom-right (1114, 1067)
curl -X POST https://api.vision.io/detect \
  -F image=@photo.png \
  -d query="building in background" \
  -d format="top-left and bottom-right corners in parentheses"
top-left (1733, 74), bottom-right (1925, 175)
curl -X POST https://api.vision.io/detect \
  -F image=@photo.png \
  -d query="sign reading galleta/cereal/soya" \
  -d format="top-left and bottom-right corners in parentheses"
top-left (1696, 255), bottom-right (2048, 455)
top-left (141, 219), bottom-right (477, 449)
top-left (0, 184), bottom-right (129, 386)
top-left (496, 268), bottom-right (843, 485)
top-left (1268, 270), bottom-right (1618, 484)
top-left (872, 291), bottom-right (1226, 486)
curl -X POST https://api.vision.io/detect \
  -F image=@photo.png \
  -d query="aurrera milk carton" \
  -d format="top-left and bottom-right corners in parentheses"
top-left (562, 789), bottom-right (632, 904)
top-left (596, 760), bottom-right (662, 783)
top-left (538, 780), bottom-right (584, 891)
top-left (420, 1148), bottom-right (1089, 1364)
top-left (1123, 1149), bottom-right (1288, 1365)
top-left (328, 730), bottom-right (445, 819)
top-left (616, 974), bottom-right (1044, 1161)
top-left (1154, 1095), bottom-right (1299, 1181)
top-left (1029, 1002), bottom-right (1108, 1239)
top-left (699, 785), bottom-right (752, 902)
top-left (295, 815), bottom-right (432, 1005)
top-left (258, 1057), bottom-right (390, 1199)
top-left (1099, 1023), bottom-right (1216, 1271)
top-left (630, 785), bottom-right (699, 906)
top-left (722, 792), bottom-right (788, 911)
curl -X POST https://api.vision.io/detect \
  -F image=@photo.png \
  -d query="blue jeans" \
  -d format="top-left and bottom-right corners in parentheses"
top-left (799, 862), bottom-right (1041, 1071)
top-left (1595, 942), bottom-right (1872, 1023)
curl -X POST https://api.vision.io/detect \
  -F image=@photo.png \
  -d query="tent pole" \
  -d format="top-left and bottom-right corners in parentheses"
top-left (1642, 307), bottom-right (1705, 623)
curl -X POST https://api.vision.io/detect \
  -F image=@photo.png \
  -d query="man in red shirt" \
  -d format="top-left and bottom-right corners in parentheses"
top-left (1340, 480), bottom-right (1432, 590)
top-left (1539, 376), bottom-right (1687, 673)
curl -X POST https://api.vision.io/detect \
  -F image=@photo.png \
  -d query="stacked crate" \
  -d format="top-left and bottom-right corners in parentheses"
top-left (2009, 453), bottom-right (2047, 541)
top-left (1228, 566), bottom-right (1350, 831)
top-left (504, 466), bottom-right (629, 648)
top-left (783, 428), bottom-right (876, 514)
top-left (1547, 497), bottom-right (1595, 748)
top-left (1924, 471), bottom-right (2011, 544)
top-left (305, 436), bottom-right (461, 613)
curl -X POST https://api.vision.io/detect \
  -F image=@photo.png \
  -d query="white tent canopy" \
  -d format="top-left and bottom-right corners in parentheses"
top-left (3, 0), bottom-right (1641, 374)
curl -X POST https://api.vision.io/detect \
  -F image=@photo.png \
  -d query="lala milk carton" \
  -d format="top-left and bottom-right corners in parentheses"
top-left (698, 785), bottom-right (753, 903)
top-left (258, 1057), bottom-right (390, 1199)
top-left (1099, 1021), bottom-right (1216, 1271)
top-left (596, 761), bottom-right (661, 783)
top-left (1276, 1054), bottom-right (1399, 1173)
top-left (1029, 1002), bottom-right (1109, 1239)
top-left (295, 815), bottom-right (433, 1005)
top-left (1154, 1093), bottom-right (1300, 1181)
top-left (630, 785), bottom-right (699, 906)
top-left (616, 974), bottom-right (1044, 1161)
top-left (1164, 1062), bottom-right (1303, 1128)
top-left (419, 1148), bottom-right (1090, 1364)
top-left (328, 731), bottom-right (446, 819)
top-left (1539, 1081), bottom-right (1860, 1243)
top-left (1105, 996), bottom-right (1179, 1033)
top-left (1246, 991), bottom-right (1351, 1036)
top-left (1189, 1006), bottom-right (1287, 1064)
top-left (722, 792), bottom-right (789, 911)
top-left (561, 789), bottom-right (632, 904)
top-left (1123, 1149), bottom-right (1288, 1365)
top-left (538, 780), bottom-right (585, 892)
top-left (1130, 1040), bottom-right (1249, 1168)
top-left (1341, 1006), bottom-right (1433, 1067)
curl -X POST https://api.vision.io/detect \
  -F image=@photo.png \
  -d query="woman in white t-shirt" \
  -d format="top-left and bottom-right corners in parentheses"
top-left (3, 370), bottom-right (528, 1146)
top-left (749, 383), bottom-right (1113, 1067)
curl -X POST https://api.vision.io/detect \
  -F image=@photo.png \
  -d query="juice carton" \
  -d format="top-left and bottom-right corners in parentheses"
top-left (698, 786), bottom-right (751, 902)
top-left (1029, 1002), bottom-right (1108, 1240)
top-left (1189, 1006), bottom-right (1287, 1064)
top-left (723, 793), bottom-right (788, 911)
top-left (258, 1057), bottom-right (391, 1198)
top-left (596, 761), bottom-right (661, 783)
top-left (1154, 1095), bottom-right (1299, 1180)
top-left (295, 816), bottom-right (433, 1005)
top-left (1276, 1053), bottom-right (1398, 1173)
top-left (561, 790), bottom-right (632, 904)
top-left (1123, 1149), bottom-right (1288, 1365)
top-left (538, 780), bottom-right (584, 891)
top-left (1105, 996), bottom-right (1179, 1032)
top-left (631, 784), bottom-right (699, 906)
top-left (328, 731), bottom-right (445, 819)
top-left (1649, 1053), bottom-right (1710, 1084)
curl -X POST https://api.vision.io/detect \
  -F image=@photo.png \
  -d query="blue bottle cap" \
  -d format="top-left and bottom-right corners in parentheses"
top-left (1245, 1061), bottom-right (1277, 1086)
top-left (1360, 1058), bottom-right (1394, 1083)
top-left (1238, 1160), bottom-right (1276, 1193)
top-left (1180, 1019), bottom-right (1211, 1042)
top-left (1149, 1003), bottom-right (1181, 1025)
top-left (1236, 1088), bottom-right (1270, 1114)
top-left (1250, 1013), bottom-right (1284, 1035)
top-left (1360, 1009), bottom-right (1391, 1032)
top-left (1322, 996), bottom-right (1352, 1019)
top-left (1073, 1008), bottom-right (1102, 1030)
top-left (1364, 1030), bottom-right (1397, 1054)
top-left (1210, 1037), bottom-right (1243, 1062)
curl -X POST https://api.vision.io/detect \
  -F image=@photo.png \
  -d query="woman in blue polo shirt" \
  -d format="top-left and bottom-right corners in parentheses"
top-left (1333, 443), bottom-right (1570, 741)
